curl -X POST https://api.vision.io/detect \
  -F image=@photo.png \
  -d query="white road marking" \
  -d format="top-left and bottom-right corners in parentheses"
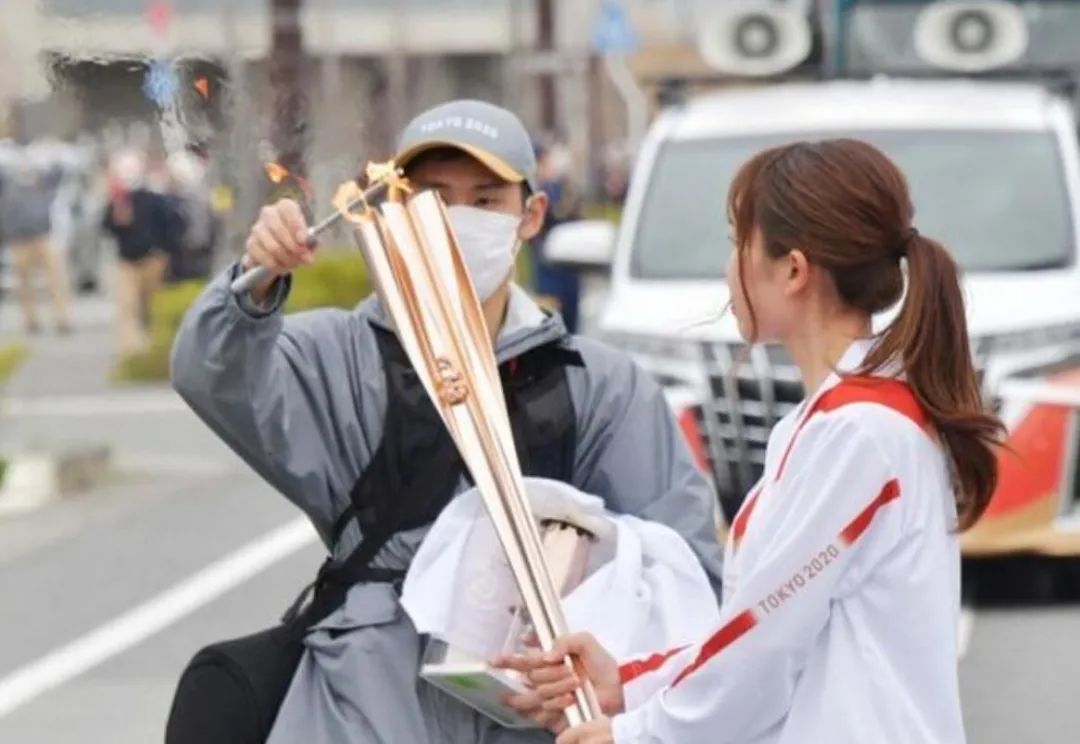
top-left (0, 517), bottom-right (318, 719)
top-left (958, 606), bottom-right (975, 659)
top-left (0, 391), bottom-right (189, 417)
top-left (112, 452), bottom-right (242, 477)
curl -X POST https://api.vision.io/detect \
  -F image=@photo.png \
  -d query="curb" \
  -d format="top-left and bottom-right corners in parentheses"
top-left (0, 445), bottom-right (113, 518)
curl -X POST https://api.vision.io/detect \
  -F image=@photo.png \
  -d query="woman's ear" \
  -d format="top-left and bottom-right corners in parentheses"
top-left (517, 191), bottom-right (549, 241)
top-left (784, 248), bottom-right (811, 297)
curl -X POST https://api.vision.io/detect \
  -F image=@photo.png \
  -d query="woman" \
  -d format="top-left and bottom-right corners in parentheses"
top-left (496, 139), bottom-right (1003, 743)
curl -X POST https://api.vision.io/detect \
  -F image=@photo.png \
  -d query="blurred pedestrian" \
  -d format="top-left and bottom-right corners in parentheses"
top-left (164, 147), bottom-right (218, 282)
top-left (532, 138), bottom-right (583, 333)
top-left (102, 147), bottom-right (177, 355)
top-left (44, 135), bottom-right (107, 294)
top-left (0, 147), bottom-right (73, 335)
top-left (600, 140), bottom-right (632, 211)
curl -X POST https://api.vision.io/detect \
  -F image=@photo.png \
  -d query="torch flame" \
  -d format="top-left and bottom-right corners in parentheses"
top-left (366, 161), bottom-right (411, 195)
top-left (264, 161), bottom-right (288, 185)
top-left (194, 76), bottom-right (210, 98)
top-left (332, 180), bottom-right (369, 225)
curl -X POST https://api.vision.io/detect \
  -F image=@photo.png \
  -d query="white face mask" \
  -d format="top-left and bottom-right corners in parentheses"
top-left (446, 205), bottom-right (522, 301)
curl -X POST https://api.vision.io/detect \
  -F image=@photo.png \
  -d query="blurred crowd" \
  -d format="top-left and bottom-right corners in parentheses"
top-left (0, 129), bottom-right (629, 349)
top-left (0, 136), bottom-right (223, 355)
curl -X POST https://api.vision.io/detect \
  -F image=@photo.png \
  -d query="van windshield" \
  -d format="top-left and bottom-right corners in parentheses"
top-left (630, 130), bottom-right (1074, 279)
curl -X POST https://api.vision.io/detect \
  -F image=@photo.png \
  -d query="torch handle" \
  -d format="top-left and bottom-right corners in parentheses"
top-left (229, 263), bottom-right (273, 295)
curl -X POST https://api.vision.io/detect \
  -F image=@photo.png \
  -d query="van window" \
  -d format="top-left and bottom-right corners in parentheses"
top-left (631, 130), bottom-right (1073, 279)
top-left (843, 0), bottom-right (1080, 73)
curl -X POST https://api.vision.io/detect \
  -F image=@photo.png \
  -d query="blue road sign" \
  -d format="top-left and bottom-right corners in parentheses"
top-left (143, 59), bottom-right (179, 106)
top-left (591, 0), bottom-right (640, 55)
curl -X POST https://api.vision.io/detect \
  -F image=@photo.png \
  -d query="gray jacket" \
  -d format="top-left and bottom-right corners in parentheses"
top-left (0, 167), bottom-right (60, 243)
top-left (171, 267), bottom-right (724, 743)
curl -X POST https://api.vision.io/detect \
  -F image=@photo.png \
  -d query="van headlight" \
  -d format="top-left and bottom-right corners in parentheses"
top-left (600, 331), bottom-right (703, 388)
top-left (980, 322), bottom-right (1080, 355)
top-left (599, 331), bottom-right (701, 363)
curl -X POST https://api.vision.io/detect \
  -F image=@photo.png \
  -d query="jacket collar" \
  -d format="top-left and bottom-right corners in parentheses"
top-left (359, 282), bottom-right (571, 363)
top-left (797, 336), bottom-right (884, 413)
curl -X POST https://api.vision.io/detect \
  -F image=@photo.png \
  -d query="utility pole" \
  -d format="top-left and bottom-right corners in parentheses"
top-left (537, 0), bottom-right (558, 133)
top-left (269, 0), bottom-right (307, 178)
top-left (389, 0), bottom-right (410, 145)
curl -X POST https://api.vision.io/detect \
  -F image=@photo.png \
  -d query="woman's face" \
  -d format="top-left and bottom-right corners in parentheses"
top-left (726, 226), bottom-right (796, 343)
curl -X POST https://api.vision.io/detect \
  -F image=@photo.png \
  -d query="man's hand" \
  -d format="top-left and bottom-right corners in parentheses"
top-left (493, 631), bottom-right (625, 728)
top-left (242, 198), bottom-right (313, 302)
top-left (555, 717), bottom-right (614, 744)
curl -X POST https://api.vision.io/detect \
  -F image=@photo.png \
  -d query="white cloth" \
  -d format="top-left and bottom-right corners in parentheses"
top-left (401, 477), bottom-right (720, 663)
top-left (611, 339), bottom-right (966, 744)
top-left (498, 283), bottom-right (547, 341)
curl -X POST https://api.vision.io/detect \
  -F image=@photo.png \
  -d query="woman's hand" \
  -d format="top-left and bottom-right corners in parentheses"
top-left (555, 717), bottom-right (614, 744)
top-left (495, 649), bottom-right (575, 732)
top-left (499, 684), bottom-right (570, 735)
top-left (493, 631), bottom-right (625, 728)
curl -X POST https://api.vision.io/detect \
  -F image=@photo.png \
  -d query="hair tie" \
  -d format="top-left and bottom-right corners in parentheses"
top-left (896, 227), bottom-right (919, 258)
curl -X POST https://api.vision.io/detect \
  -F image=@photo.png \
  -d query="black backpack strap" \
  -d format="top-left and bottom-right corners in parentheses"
top-left (281, 551), bottom-right (405, 630)
top-left (502, 342), bottom-right (583, 480)
top-left (312, 328), bottom-right (583, 627)
top-left (329, 324), bottom-right (464, 551)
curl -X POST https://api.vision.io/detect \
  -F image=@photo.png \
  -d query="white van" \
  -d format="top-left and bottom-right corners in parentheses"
top-left (552, 77), bottom-right (1080, 557)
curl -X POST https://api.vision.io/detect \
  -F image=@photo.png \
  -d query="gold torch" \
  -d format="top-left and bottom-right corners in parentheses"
top-left (331, 164), bottom-right (600, 727)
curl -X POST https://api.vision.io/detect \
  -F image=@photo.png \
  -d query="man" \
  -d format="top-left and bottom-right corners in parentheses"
top-left (102, 148), bottom-right (179, 355)
top-left (168, 100), bottom-right (722, 744)
top-left (532, 138), bottom-right (583, 333)
top-left (163, 147), bottom-right (219, 282)
top-left (0, 150), bottom-right (73, 335)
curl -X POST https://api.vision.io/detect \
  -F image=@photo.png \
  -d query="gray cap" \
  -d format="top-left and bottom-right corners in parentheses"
top-left (395, 99), bottom-right (537, 191)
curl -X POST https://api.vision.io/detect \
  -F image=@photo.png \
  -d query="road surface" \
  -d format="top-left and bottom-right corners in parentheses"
top-left (0, 290), bottom-right (1076, 743)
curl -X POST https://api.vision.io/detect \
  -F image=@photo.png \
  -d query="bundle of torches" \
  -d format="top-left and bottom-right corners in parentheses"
top-left (233, 163), bottom-right (600, 726)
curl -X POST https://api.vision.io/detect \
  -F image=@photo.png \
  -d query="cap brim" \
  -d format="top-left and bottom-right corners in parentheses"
top-left (395, 140), bottom-right (525, 184)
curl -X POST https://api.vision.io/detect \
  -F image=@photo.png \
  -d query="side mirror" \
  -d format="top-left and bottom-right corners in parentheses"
top-left (541, 220), bottom-right (617, 270)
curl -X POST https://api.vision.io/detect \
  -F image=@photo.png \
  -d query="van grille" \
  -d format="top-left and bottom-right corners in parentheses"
top-left (696, 342), bottom-right (803, 522)
top-left (694, 341), bottom-right (997, 523)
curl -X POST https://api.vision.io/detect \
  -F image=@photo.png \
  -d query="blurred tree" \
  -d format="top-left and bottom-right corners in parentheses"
top-left (269, 0), bottom-right (308, 181)
top-left (537, 0), bottom-right (558, 131)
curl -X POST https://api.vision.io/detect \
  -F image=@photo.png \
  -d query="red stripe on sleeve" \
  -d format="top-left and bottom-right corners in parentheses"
top-left (730, 488), bottom-right (761, 550)
top-left (670, 610), bottom-right (758, 687)
top-left (773, 413), bottom-right (817, 483)
top-left (619, 646), bottom-right (688, 685)
top-left (839, 478), bottom-right (901, 546)
top-left (660, 478), bottom-right (902, 689)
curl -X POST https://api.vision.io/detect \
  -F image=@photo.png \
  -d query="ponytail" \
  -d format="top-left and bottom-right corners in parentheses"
top-left (862, 233), bottom-right (1005, 530)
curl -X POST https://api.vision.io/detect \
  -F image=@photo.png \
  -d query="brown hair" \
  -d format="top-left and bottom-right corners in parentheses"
top-left (401, 146), bottom-right (531, 202)
top-left (728, 139), bottom-right (1003, 530)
